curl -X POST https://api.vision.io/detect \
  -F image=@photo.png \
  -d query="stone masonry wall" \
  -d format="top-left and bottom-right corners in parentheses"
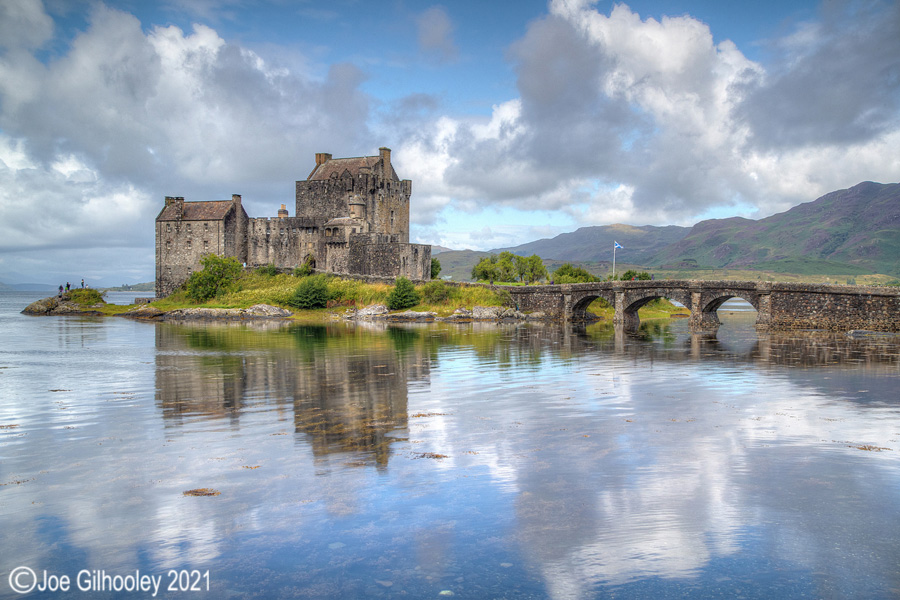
top-left (766, 283), bottom-right (900, 331)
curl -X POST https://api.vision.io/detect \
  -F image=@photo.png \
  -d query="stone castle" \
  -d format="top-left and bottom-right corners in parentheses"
top-left (155, 147), bottom-right (431, 297)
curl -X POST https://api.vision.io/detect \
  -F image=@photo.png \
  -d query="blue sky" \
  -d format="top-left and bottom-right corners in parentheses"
top-left (0, 0), bottom-right (898, 285)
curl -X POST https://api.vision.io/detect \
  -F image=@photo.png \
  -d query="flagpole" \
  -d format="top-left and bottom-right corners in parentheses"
top-left (613, 243), bottom-right (617, 279)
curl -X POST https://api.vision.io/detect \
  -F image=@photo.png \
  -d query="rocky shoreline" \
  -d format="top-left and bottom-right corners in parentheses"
top-left (348, 304), bottom-right (549, 322)
top-left (22, 296), bottom-right (552, 323)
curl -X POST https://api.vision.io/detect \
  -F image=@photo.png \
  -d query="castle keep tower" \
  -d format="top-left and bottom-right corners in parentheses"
top-left (155, 147), bottom-right (431, 298)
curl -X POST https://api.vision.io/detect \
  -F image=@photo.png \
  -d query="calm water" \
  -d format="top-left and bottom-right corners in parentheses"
top-left (1, 291), bottom-right (899, 599)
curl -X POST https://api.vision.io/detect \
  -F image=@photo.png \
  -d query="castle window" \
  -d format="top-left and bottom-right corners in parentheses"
top-left (203, 240), bottom-right (209, 251)
top-left (186, 223), bottom-right (192, 233)
top-left (204, 223), bottom-right (209, 232)
top-left (166, 241), bottom-right (171, 250)
top-left (186, 240), bottom-right (192, 250)
top-left (166, 223), bottom-right (171, 233)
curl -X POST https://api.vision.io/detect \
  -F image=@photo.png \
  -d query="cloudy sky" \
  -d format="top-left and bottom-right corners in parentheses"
top-left (1, 0), bottom-right (898, 285)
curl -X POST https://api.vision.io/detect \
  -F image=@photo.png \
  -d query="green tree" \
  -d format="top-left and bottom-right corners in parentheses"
top-left (553, 263), bottom-right (600, 283)
top-left (185, 254), bottom-right (243, 303)
top-left (619, 270), bottom-right (651, 281)
top-left (472, 256), bottom-right (500, 283)
top-left (387, 277), bottom-right (421, 310)
top-left (290, 274), bottom-right (330, 309)
top-left (514, 254), bottom-right (547, 283)
top-left (496, 252), bottom-right (518, 282)
top-left (431, 257), bottom-right (442, 279)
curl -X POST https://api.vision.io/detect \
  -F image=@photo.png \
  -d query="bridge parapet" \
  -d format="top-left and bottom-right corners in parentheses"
top-left (503, 280), bottom-right (900, 333)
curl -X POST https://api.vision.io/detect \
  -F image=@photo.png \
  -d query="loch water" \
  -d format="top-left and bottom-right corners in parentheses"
top-left (1, 291), bottom-right (899, 599)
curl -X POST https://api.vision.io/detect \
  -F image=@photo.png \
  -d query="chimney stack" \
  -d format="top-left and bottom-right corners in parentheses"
top-left (315, 153), bottom-right (332, 166)
top-left (379, 147), bottom-right (391, 178)
top-left (278, 204), bottom-right (288, 219)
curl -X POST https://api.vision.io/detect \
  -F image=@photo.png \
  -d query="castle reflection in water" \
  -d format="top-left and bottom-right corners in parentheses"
top-left (154, 318), bottom-right (898, 470)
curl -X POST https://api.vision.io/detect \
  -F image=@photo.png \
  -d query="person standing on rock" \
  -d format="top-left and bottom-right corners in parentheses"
top-left (66, 282), bottom-right (70, 292)
top-left (58, 285), bottom-right (63, 297)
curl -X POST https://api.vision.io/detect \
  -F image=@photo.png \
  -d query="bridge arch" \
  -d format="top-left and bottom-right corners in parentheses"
top-left (569, 290), bottom-right (616, 321)
top-left (700, 293), bottom-right (760, 313)
top-left (618, 288), bottom-right (693, 332)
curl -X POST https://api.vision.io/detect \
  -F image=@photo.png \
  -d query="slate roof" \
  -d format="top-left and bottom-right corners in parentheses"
top-left (157, 201), bottom-right (234, 222)
top-left (307, 156), bottom-right (398, 181)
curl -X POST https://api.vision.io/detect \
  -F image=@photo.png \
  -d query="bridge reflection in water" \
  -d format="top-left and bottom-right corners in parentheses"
top-left (506, 279), bottom-right (900, 333)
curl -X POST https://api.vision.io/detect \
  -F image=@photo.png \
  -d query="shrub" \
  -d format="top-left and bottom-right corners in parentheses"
top-left (293, 258), bottom-right (314, 277)
top-left (255, 263), bottom-right (279, 276)
top-left (387, 277), bottom-right (420, 310)
top-left (553, 264), bottom-right (600, 283)
top-left (68, 288), bottom-right (105, 305)
top-left (618, 270), bottom-right (651, 281)
top-left (185, 254), bottom-right (243, 303)
top-left (431, 257), bottom-right (442, 279)
top-left (421, 280), bottom-right (450, 304)
top-left (290, 274), bottom-right (330, 309)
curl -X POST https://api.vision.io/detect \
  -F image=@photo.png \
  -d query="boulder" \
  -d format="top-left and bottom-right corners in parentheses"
top-left (472, 306), bottom-right (504, 319)
top-left (356, 304), bottom-right (389, 317)
top-left (387, 310), bottom-right (436, 321)
top-left (243, 304), bottom-right (293, 318)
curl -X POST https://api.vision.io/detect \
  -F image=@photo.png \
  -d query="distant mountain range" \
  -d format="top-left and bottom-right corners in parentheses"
top-left (438, 181), bottom-right (900, 279)
top-left (0, 281), bottom-right (58, 292)
top-left (646, 181), bottom-right (899, 276)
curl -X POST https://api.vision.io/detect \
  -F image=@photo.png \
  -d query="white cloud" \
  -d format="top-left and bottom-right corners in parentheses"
top-left (0, 1), bottom-right (379, 283)
top-left (399, 0), bottom-right (900, 237)
top-left (0, 0), bottom-right (54, 50)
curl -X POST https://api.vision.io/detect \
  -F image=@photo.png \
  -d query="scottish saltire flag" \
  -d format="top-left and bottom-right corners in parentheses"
top-left (614, 241), bottom-right (623, 249)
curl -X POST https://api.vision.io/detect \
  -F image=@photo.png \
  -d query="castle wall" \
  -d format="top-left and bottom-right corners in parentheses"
top-left (348, 241), bottom-right (431, 280)
top-left (156, 217), bottom-right (229, 297)
top-left (245, 217), bottom-right (321, 269)
top-left (324, 242), bottom-right (350, 274)
top-left (296, 174), bottom-right (412, 243)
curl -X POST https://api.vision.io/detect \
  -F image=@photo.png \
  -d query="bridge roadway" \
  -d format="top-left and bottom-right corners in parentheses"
top-left (503, 280), bottom-right (900, 333)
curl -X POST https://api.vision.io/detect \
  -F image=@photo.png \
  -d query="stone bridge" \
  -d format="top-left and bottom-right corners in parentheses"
top-left (504, 280), bottom-right (900, 333)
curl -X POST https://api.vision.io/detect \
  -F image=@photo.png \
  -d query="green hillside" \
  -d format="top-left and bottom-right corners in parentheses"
top-left (495, 223), bottom-right (689, 265)
top-left (647, 182), bottom-right (900, 276)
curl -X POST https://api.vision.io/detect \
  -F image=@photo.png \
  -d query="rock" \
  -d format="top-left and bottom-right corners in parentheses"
top-left (356, 304), bottom-right (389, 317)
top-left (387, 310), bottom-right (436, 321)
top-left (121, 305), bottom-right (166, 319)
top-left (160, 305), bottom-right (292, 320)
top-left (525, 311), bottom-right (547, 321)
top-left (22, 296), bottom-right (61, 315)
top-left (472, 306), bottom-right (503, 319)
top-left (21, 296), bottom-right (102, 316)
top-left (242, 304), bottom-right (293, 318)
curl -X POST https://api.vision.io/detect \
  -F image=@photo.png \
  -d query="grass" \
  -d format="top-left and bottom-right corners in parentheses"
top-left (147, 273), bottom-right (512, 320)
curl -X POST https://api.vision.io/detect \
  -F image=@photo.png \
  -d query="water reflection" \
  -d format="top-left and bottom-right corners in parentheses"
top-left (3, 309), bottom-right (899, 599)
top-left (155, 322), bottom-right (430, 469)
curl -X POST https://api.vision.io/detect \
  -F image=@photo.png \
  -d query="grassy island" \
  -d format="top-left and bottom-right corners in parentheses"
top-left (41, 257), bottom-right (688, 322)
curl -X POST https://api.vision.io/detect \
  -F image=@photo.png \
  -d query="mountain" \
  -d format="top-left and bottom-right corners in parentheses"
top-left (0, 281), bottom-right (58, 291)
top-left (647, 182), bottom-right (900, 276)
top-left (438, 181), bottom-right (899, 280)
top-left (494, 224), bottom-right (690, 265)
